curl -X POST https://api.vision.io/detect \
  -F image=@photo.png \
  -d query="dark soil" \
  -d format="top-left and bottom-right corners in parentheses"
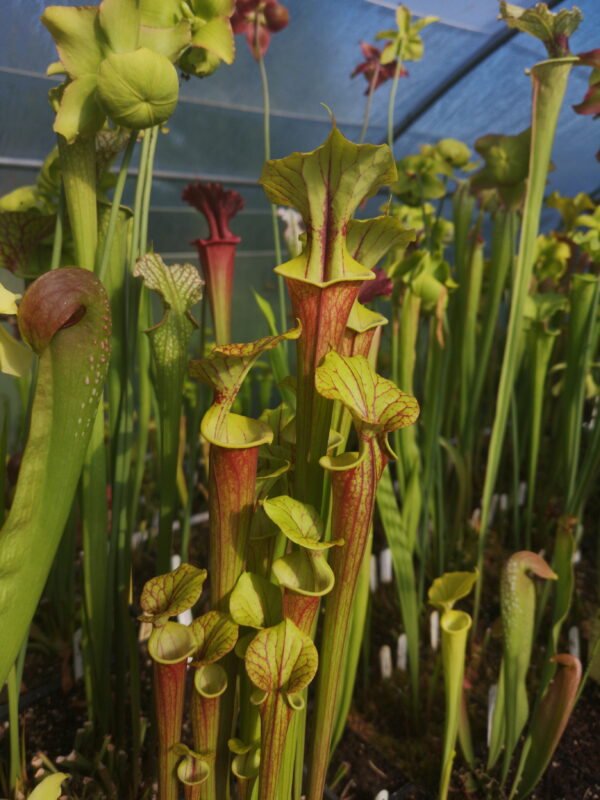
top-left (327, 636), bottom-right (600, 800)
top-left (1, 525), bottom-right (598, 799)
top-left (322, 516), bottom-right (600, 800)
top-left (2, 666), bottom-right (597, 799)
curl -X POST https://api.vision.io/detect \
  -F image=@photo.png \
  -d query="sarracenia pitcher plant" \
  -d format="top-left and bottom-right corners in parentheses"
top-left (132, 124), bottom-right (420, 800)
top-left (140, 564), bottom-right (207, 800)
top-left (0, 269), bottom-right (111, 687)
top-left (307, 352), bottom-right (419, 800)
top-left (183, 180), bottom-right (245, 346)
top-left (35, 0), bottom-right (237, 743)
top-left (474, 0), bottom-right (581, 624)
top-left (427, 556), bottom-right (582, 799)
top-left (428, 570), bottom-right (478, 800)
top-left (189, 325), bottom-right (300, 797)
top-left (259, 121), bottom-right (401, 509)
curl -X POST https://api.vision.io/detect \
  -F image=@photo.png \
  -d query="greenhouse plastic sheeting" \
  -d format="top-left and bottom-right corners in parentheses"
top-left (1, 0), bottom-right (600, 338)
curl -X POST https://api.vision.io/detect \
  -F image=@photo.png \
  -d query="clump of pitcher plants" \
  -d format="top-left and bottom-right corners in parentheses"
top-left (0, 1), bottom-right (597, 799)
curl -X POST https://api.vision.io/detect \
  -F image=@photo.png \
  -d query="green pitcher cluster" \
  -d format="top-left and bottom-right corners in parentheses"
top-left (0, 1), bottom-right (596, 799)
top-left (137, 123), bottom-right (419, 800)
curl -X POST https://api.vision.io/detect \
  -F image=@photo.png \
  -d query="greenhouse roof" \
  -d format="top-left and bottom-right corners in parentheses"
top-left (2, 0), bottom-right (600, 336)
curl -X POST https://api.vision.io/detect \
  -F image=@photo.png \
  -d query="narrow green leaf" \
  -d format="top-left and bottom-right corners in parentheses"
top-left (516, 654), bottom-right (582, 799)
top-left (376, 468), bottom-right (420, 702)
top-left (253, 291), bottom-right (278, 335)
top-left (253, 291), bottom-right (296, 409)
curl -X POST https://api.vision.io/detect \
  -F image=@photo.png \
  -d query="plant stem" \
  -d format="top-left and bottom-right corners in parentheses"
top-left (140, 127), bottom-right (159, 252)
top-left (96, 130), bottom-right (138, 283)
top-left (561, 275), bottom-right (600, 512)
top-left (209, 445), bottom-right (259, 610)
top-left (330, 530), bottom-right (373, 752)
top-left (111, 127), bottom-right (158, 754)
top-left (181, 301), bottom-right (207, 562)
top-left (57, 134), bottom-right (97, 269)
top-left (474, 56), bottom-right (576, 627)
top-left (458, 233), bottom-right (484, 443)
top-left (387, 57), bottom-right (404, 151)
top-left (359, 69), bottom-right (379, 144)
top-left (439, 610), bottom-right (471, 800)
top-left (191, 689), bottom-right (220, 800)
top-left (208, 444), bottom-right (259, 799)
top-left (259, 52), bottom-right (286, 335)
top-left (7, 643), bottom-right (26, 791)
top-left (307, 439), bottom-right (385, 800)
top-left (256, 693), bottom-right (294, 800)
top-left (523, 323), bottom-right (556, 548)
top-left (49, 185), bottom-right (64, 271)
top-left (154, 659), bottom-right (189, 800)
top-left (464, 209), bottom-right (515, 456)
